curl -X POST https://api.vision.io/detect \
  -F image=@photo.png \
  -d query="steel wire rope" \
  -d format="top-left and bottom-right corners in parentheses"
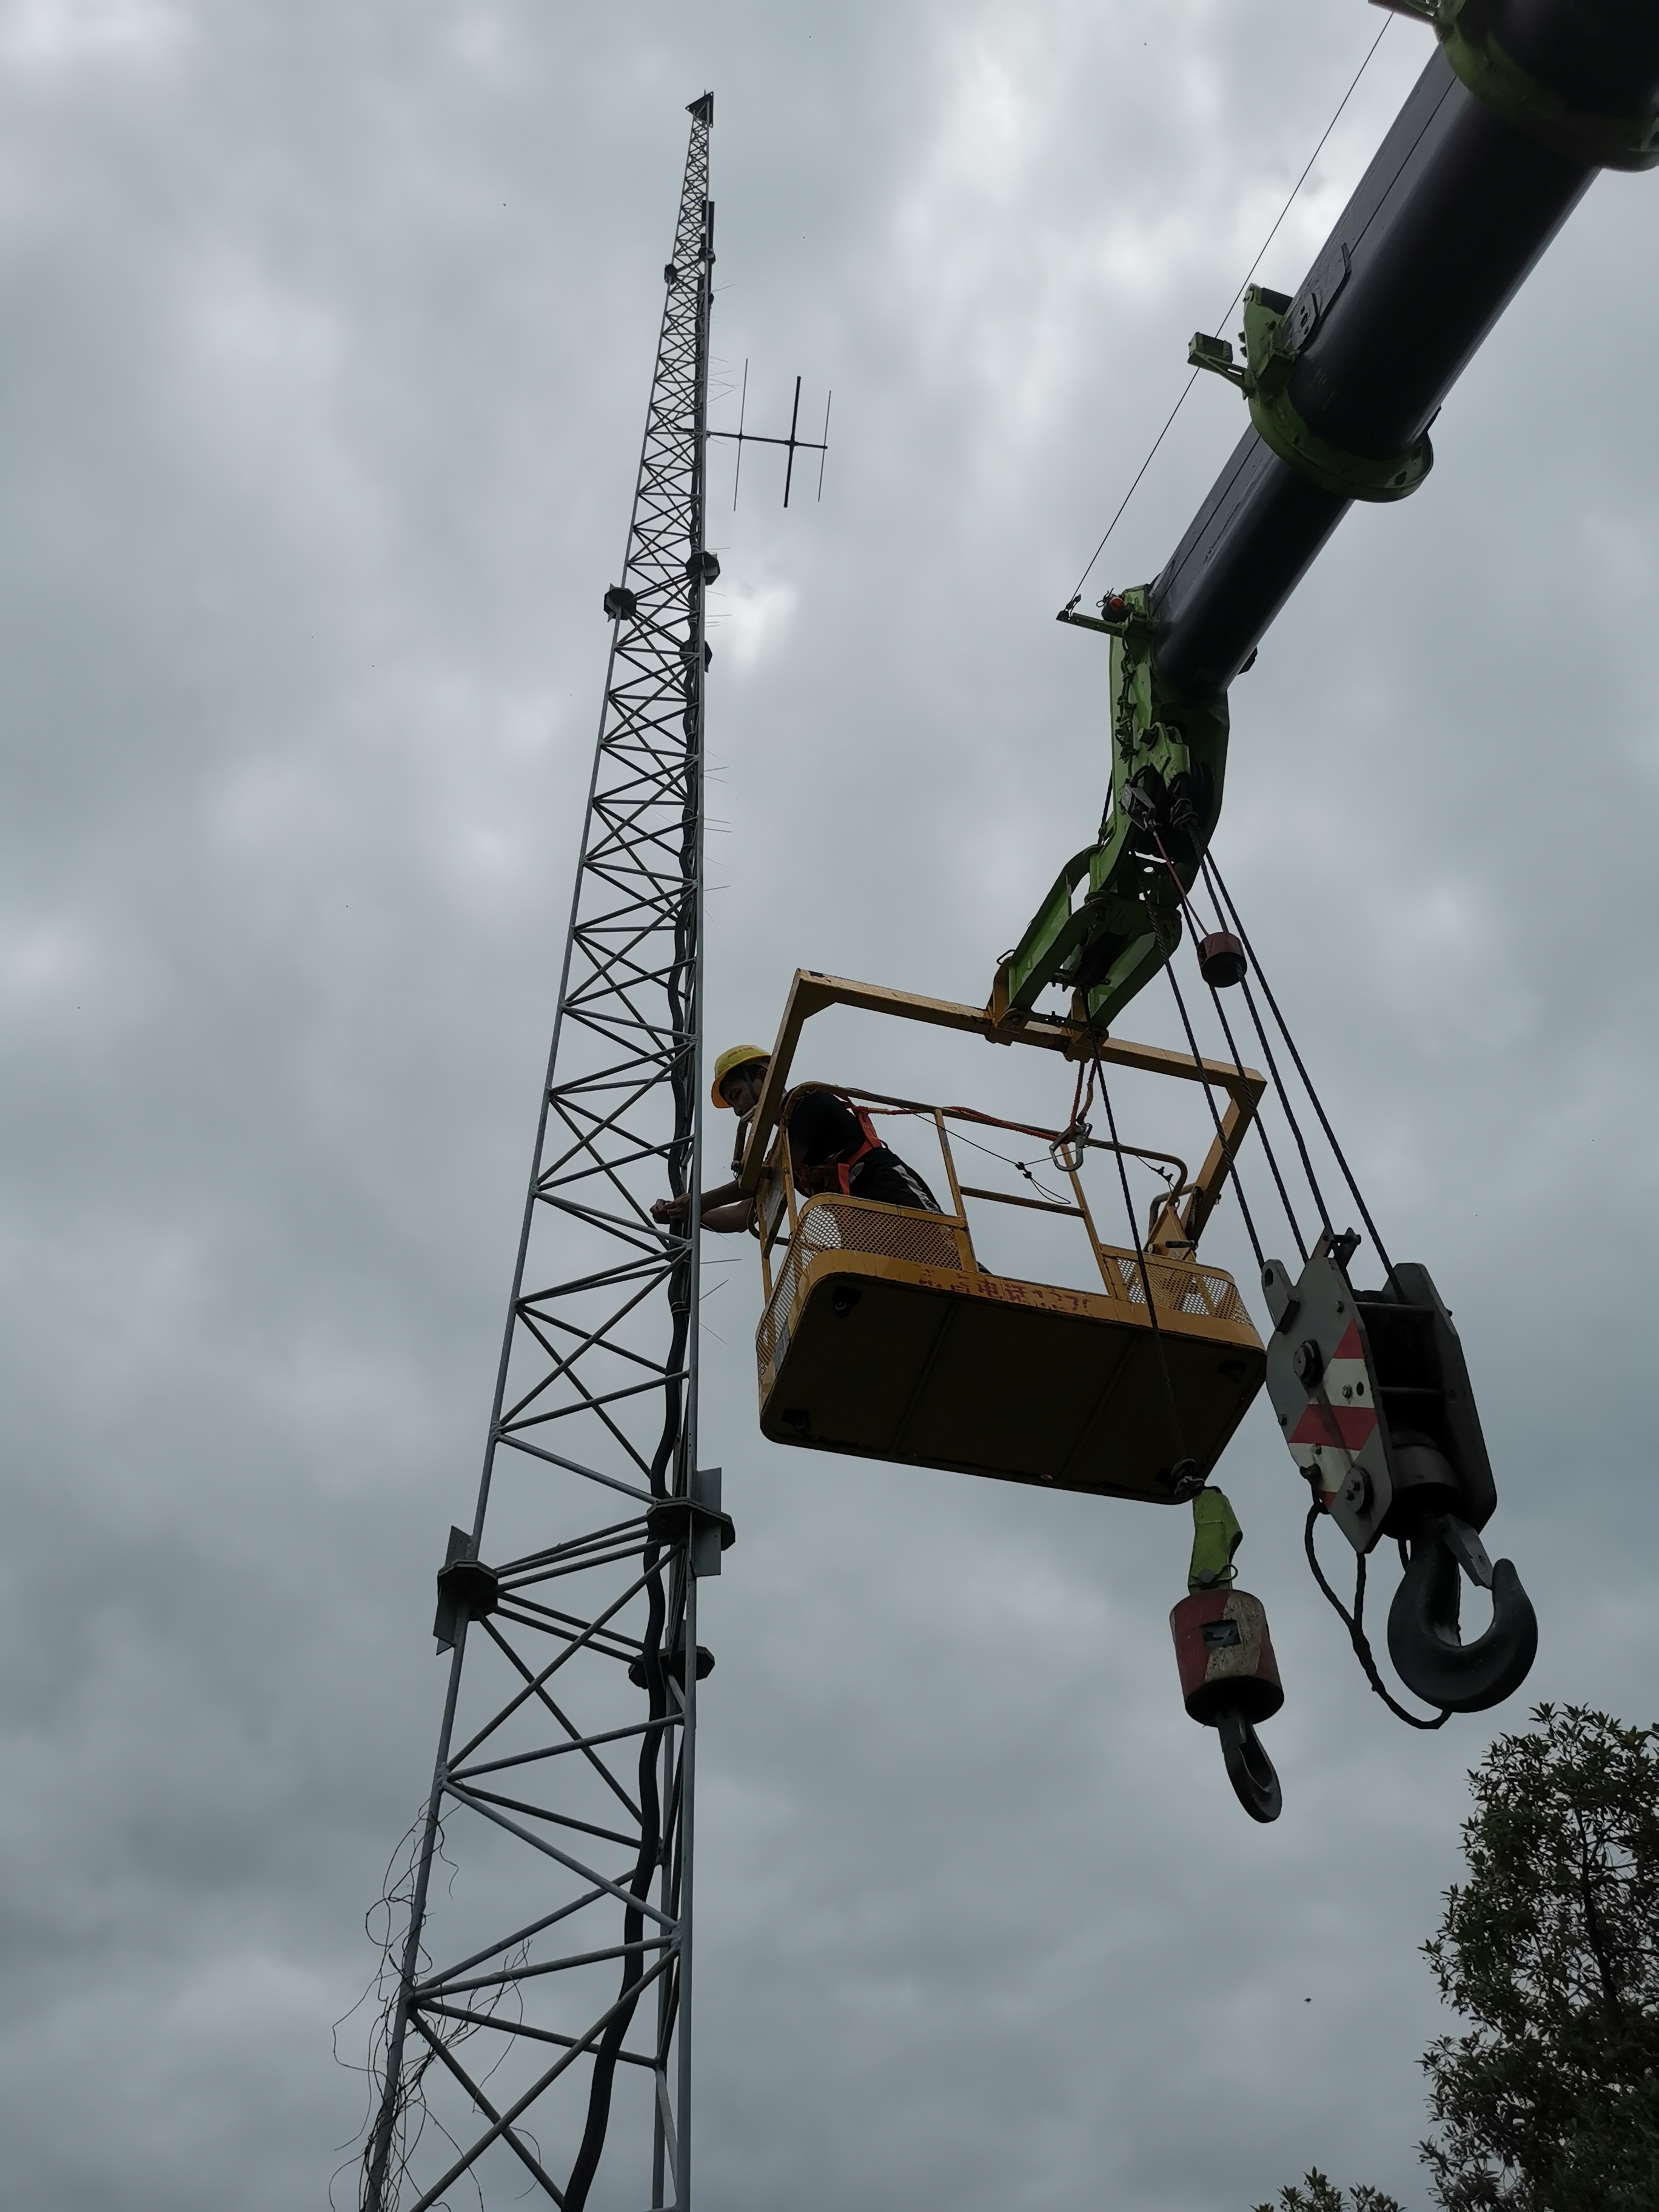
top-left (1181, 884), bottom-right (1338, 1252)
top-left (1087, 1031), bottom-right (1193, 1480)
top-left (1156, 940), bottom-right (1265, 1274)
top-left (1201, 983), bottom-right (1309, 1264)
top-left (1143, 833), bottom-right (1336, 1248)
top-left (1202, 850), bottom-right (1400, 1288)
top-left (1146, 859), bottom-right (1444, 1724)
top-left (1197, 970), bottom-right (1309, 1261)
top-left (1063, 13), bottom-right (1393, 610)
top-left (1235, 972), bottom-right (1335, 1242)
top-left (1302, 1503), bottom-right (1450, 1731)
top-left (1171, 907), bottom-right (1312, 1261)
top-left (1148, 834), bottom-right (1309, 1263)
top-left (1190, 863), bottom-right (1435, 1719)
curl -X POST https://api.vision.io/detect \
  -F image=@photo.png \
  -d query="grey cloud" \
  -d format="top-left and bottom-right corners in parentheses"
top-left (0, 4), bottom-right (1652, 2208)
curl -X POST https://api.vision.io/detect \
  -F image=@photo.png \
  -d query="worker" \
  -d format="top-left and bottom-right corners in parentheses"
top-left (651, 1045), bottom-right (942, 1232)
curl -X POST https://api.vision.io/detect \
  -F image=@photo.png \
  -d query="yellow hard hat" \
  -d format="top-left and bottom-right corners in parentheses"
top-left (711, 1045), bottom-right (769, 1108)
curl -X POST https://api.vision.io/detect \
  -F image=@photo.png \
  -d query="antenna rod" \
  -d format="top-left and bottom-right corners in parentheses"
top-left (782, 374), bottom-right (802, 507)
top-left (706, 374), bottom-right (829, 506)
top-left (732, 357), bottom-right (748, 511)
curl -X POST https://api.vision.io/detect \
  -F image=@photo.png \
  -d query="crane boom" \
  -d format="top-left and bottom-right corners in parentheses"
top-left (997, 0), bottom-right (1659, 1034)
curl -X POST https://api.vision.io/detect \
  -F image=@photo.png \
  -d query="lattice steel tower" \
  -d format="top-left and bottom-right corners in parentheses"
top-left (360, 93), bottom-right (725, 2212)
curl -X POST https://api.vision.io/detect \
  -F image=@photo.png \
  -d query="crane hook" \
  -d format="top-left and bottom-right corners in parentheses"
top-left (1216, 1706), bottom-right (1282, 1823)
top-left (1386, 1516), bottom-right (1538, 1714)
top-left (1169, 1490), bottom-right (1284, 1822)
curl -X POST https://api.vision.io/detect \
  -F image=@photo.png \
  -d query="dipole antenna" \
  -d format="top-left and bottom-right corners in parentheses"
top-left (357, 90), bottom-right (729, 2212)
top-left (711, 366), bottom-right (830, 507)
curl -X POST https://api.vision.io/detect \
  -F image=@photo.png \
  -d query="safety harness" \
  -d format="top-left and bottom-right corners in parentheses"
top-left (782, 1086), bottom-right (885, 1195)
top-left (833, 1099), bottom-right (884, 1194)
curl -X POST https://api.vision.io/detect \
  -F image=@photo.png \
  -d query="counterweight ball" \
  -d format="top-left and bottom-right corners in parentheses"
top-left (1197, 931), bottom-right (1248, 988)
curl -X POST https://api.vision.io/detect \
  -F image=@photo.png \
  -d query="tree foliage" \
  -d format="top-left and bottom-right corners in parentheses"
top-left (1252, 2174), bottom-right (1402, 2212)
top-left (1419, 1704), bottom-right (1659, 2211)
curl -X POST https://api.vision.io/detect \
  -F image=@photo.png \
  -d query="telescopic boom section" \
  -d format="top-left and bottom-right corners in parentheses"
top-left (999, 0), bottom-right (1659, 1034)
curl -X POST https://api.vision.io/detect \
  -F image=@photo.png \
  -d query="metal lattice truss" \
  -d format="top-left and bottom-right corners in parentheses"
top-left (361, 94), bottom-right (720, 2212)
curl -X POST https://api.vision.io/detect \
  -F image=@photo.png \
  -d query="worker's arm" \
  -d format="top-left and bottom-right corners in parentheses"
top-left (698, 1198), bottom-right (756, 1233)
top-left (651, 1180), bottom-right (752, 1232)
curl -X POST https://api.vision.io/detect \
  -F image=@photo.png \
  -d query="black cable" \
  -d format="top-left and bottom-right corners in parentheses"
top-left (565, 717), bottom-right (702, 2210)
top-left (1159, 948), bottom-right (1265, 1272)
top-left (1204, 851), bottom-right (1399, 1288)
top-left (1088, 1031), bottom-right (1188, 1467)
top-left (1303, 1503), bottom-right (1449, 1732)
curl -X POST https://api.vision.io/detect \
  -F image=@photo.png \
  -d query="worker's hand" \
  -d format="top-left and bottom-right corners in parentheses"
top-left (651, 1193), bottom-right (691, 1224)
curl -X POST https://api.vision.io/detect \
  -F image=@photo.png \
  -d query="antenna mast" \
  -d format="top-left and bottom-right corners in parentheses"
top-left (359, 91), bottom-right (723, 2212)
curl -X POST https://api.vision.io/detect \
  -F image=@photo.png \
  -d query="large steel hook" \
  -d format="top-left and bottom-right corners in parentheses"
top-left (1386, 1516), bottom-right (1538, 1714)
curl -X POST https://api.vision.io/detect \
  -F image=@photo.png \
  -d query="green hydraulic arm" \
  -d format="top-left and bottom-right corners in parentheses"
top-left (992, 587), bottom-right (1228, 1033)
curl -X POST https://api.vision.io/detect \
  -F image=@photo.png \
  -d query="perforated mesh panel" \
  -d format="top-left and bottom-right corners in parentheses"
top-left (756, 1196), bottom-right (1249, 1394)
top-left (810, 1198), bottom-right (962, 1269)
top-left (1107, 1253), bottom-right (1247, 1322)
top-left (756, 1197), bottom-right (963, 1381)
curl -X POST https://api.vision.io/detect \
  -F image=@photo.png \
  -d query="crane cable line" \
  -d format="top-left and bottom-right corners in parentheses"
top-left (1157, 939), bottom-right (1267, 1274)
top-left (1088, 1030), bottom-right (1195, 1488)
top-left (1141, 846), bottom-right (1460, 1729)
top-left (1202, 848), bottom-right (1401, 1292)
top-left (1063, 11), bottom-right (1393, 611)
top-left (1138, 862), bottom-right (1457, 1731)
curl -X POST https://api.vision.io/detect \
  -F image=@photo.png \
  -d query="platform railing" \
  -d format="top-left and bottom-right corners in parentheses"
top-left (751, 1088), bottom-right (1248, 1392)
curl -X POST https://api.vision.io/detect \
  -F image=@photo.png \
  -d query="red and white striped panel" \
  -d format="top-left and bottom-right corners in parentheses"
top-left (1287, 1321), bottom-right (1378, 1504)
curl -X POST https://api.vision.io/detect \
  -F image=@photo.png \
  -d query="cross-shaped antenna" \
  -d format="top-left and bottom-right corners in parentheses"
top-left (708, 364), bottom-right (831, 509)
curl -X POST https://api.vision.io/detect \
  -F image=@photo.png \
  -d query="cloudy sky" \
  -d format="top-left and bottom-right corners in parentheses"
top-left (1, 3), bottom-right (1656, 2208)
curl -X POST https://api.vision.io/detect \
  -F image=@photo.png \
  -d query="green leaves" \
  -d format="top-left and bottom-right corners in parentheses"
top-left (1418, 1704), bottom-right (1659, 2210)
top-left (1251, 2174), bottom-right (1403, 2212)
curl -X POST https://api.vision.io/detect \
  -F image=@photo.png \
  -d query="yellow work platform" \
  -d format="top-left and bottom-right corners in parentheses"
top-left (756, 1191), bottom-right (1264, 1500)
top-left (739, 973), bottom-right (1270, 1504)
